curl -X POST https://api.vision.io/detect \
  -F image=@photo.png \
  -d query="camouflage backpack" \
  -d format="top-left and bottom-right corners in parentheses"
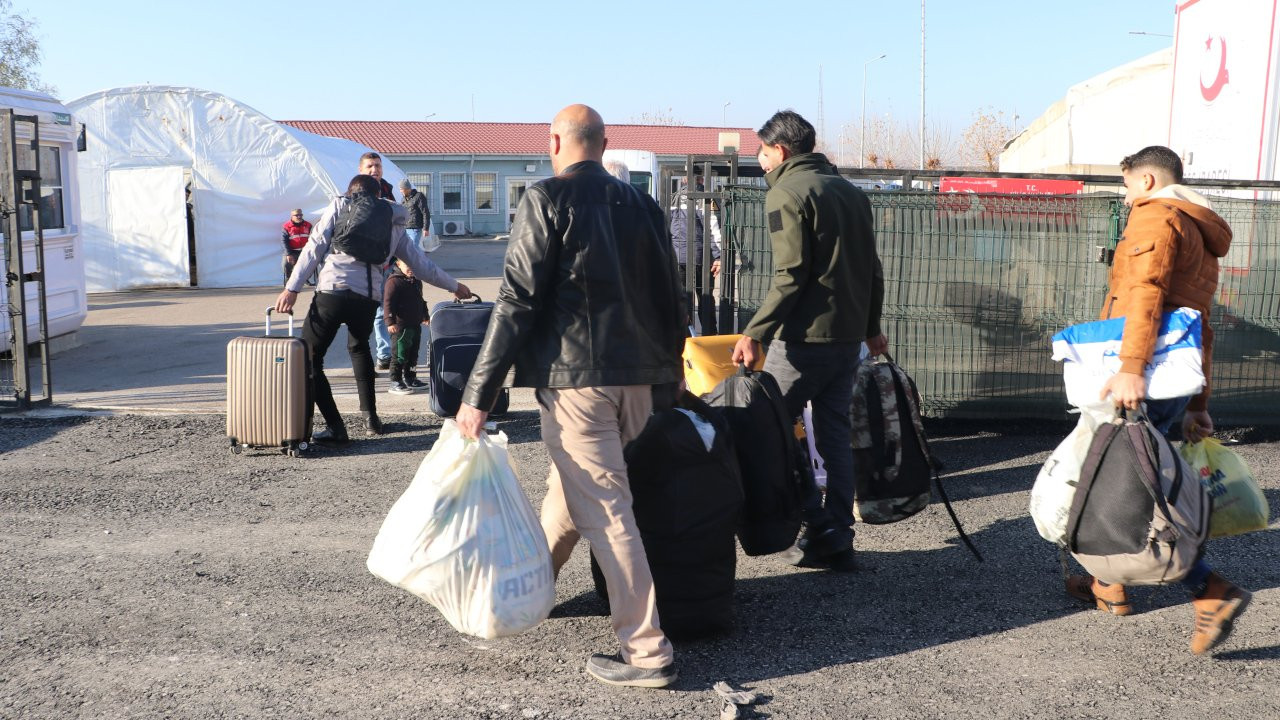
top-left (850, 356), bottom-right (982, 560)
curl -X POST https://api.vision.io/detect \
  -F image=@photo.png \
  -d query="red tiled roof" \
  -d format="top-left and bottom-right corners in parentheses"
top-left (279, 120), bottom-right (761, 157)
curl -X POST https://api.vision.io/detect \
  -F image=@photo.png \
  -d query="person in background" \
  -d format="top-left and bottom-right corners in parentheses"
top-left (669, 180), bottom-right (721, 334)
top-left (359, 152), bottom-right (397, 371)
top-left (400, 178), bottom-right (434, 254)
top-left (280, 208), bottom-right (312, 287)
top-left (383, 256), bottom-right (429, 395)
top-left (1066, 144), bottom-right (1249, 656)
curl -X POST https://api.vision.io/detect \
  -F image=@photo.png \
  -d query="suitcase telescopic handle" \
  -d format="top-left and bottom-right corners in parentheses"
top-left (265, 307), bottom-right (295, 337)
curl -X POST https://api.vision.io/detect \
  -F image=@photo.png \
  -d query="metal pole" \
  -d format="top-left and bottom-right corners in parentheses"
top-left (861, 53), bottom-right (886, 169)
top-left (722, 101), bottom-right (730, 126)
top-left (920, 0), bottom-right (927, 171)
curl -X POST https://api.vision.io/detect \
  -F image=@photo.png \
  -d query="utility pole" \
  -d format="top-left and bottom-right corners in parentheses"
top-left (861, 53), bottom-right (886, 169)
top-left (818, 65), bottom-right (826, 152)
top-left (920, 0), bottom-right (927, 171)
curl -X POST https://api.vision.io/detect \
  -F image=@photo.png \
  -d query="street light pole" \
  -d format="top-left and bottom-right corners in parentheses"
top-left (860, 53), bottom-right (886, 168)
top-left (722, 101), bottom-right (731, 127)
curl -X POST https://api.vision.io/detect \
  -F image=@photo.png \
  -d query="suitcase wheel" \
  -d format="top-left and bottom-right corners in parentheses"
top-left (229, 439), bottom-right (242, 455)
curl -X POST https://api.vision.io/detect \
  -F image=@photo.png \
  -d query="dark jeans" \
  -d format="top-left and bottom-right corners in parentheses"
top-left (302, 290), bottom-right (379, 430)
top-left (762, 339), bottom-right (863, 548)
top-left (1145, 396), bottom-right (1191, 438)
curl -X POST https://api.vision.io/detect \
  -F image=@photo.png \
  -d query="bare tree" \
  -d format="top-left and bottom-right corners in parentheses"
top-left (628, 108), bottom-right (685, 126)
top-left (860, 115), bottom-right (910, 169)
top-left (961, 108), bottom-right (1015, 171)
top-left (0, 0), bottom-right (52, 93)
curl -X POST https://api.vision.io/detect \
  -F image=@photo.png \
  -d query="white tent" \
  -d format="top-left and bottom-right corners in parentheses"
top-left (67, 86), bottom-right (404, 292)
top-left (999, 48), bottom-right (1173, 175)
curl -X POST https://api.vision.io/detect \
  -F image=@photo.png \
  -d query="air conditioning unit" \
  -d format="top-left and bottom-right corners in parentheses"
top-left (441, 220), bottom-right (466, 236)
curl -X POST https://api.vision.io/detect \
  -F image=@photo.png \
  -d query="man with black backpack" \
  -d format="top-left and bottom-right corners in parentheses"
top-left (732, 110), bottom-right (888, 572)
top-left (274, 174), bottom-right (471, 444)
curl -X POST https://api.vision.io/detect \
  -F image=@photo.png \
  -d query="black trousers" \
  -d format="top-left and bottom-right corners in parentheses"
top-left (302, 290), bottom-right (379, 430)
top-left (283, 251), bottom-right (301, 287)
top-left (678, 263), bottom-right (716, 335)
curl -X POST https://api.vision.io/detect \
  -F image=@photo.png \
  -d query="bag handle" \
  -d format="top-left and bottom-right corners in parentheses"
top-left (264, 307), bottom-right (294, 337)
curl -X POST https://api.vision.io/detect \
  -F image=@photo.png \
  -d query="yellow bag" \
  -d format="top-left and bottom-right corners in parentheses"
top-left (1179, 438), bottom-right (1270, 539)
top-left (682, 335), bottom-right (764, 396)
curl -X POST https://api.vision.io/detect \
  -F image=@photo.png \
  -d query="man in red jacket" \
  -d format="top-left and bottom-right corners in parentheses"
top-left (280, 209), bottom-right (311, 287)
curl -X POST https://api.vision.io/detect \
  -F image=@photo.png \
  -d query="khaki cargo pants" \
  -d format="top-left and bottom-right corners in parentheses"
top-left (537, 385), bottom-right (673, 669)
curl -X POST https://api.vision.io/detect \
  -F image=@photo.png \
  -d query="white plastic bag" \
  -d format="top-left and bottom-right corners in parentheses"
top-left (1029, 406), bottom-right (1109, 544)
top-left (367, 420), bottom-right (554, 639)
top-left (1051, 307), bottom-right (1205, 409)
top-left (421, 228), bottom-right (442, 253)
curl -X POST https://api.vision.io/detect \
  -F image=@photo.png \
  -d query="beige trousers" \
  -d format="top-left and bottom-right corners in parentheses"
top-left (537, 385), bottom-right (673, 669)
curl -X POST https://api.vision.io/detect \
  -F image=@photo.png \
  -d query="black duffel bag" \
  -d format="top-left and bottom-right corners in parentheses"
top-left (591, 392), bottom-right (743, 639)
top-left (704, 367), bottom-right (806, 556)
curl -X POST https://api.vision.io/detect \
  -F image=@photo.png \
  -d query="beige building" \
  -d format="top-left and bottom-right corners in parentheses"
top-left (999, 48), bottom-right (1172, 176)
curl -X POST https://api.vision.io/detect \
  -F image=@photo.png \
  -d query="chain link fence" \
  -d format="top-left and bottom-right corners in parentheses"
top-left (723, 186), bottom-right (1280, 424)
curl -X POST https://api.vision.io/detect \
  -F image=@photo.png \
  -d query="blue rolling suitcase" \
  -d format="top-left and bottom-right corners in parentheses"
top-left (427, 297), bottom-right (510, 417)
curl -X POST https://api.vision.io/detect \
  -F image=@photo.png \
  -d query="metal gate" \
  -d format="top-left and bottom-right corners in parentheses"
top-left (1, 108), bottom-right (53, 410)
top-left (661, 153), bottom-right (756, 336)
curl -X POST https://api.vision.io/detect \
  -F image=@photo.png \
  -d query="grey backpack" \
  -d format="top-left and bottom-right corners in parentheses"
top-left (1065, 409), bottom-right (1210, 585)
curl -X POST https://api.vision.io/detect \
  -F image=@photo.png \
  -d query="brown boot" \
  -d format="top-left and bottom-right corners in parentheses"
top-left (1066, 574), bottom-right (1133, 616)
top-left (1190, 572), bottom-right (1252, 655)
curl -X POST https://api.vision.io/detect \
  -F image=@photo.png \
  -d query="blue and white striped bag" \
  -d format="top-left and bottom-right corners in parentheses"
top-left (1051, 308), bottom-right (1205, 409)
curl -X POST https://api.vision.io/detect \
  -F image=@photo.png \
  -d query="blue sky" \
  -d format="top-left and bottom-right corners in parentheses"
top-left (33, 0), bottom-right (1173, 142)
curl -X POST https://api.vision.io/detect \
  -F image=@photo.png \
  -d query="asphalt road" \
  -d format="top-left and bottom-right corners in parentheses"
top-left (3, 411), bottom-right (1278, 719)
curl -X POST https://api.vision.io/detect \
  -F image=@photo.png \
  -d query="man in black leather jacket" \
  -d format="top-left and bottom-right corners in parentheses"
top-left (456, 104), bottom-right (684, 689)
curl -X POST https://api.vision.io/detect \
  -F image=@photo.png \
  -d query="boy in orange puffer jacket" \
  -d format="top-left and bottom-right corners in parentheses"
top-left (1067, 145), bottom-right (1250, 656)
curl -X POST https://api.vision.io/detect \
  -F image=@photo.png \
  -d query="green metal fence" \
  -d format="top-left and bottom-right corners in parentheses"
top-left (723, 186), bottom-right (1280, 424)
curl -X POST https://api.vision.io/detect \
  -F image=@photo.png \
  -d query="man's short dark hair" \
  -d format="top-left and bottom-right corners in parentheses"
top-left (347, 174), bottom-right (380, 196)
top-left (1120, 146), bottom-right (1183, 183)
top-left (757, 110), bottom-right (816, 155)
top-left (360, 151), bottom-right (382, 164)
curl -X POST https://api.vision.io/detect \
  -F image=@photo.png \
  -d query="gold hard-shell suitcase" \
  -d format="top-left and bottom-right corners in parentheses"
top-left (226, 308), bottom-right (311, 456)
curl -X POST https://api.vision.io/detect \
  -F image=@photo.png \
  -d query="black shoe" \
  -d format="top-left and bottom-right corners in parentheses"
top-left (376, 357), bottom-right (390, 371)
top-left (584, 654), bottom-right (677, 688)
top-left (362, 411), bottom-right (384, 436)
top-left (795, 546), bottom-right (858, 572)
top-left (388, 380), bottom-right (412, 395)
top-left (405, 374), bottom-right (427, 390)
top-left (311, 428), bottom-right (350, 445)
top-left (794, 525), bottom-right (857, 572)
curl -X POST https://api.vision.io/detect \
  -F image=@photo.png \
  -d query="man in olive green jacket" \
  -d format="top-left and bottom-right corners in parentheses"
top-left (732, 109), bottom-right (888, 571)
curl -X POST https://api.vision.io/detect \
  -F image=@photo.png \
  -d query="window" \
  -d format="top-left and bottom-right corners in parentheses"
top-left (473, 173), bottom-right (497, 213)
top-left (406, 172), bottom-right (433, 211)
top-left (629, 172), bottom-right (653, 198)
top-left (16, 145), bottom-right (65, 232)
top-left (441, 172), bottom-right (464, 213)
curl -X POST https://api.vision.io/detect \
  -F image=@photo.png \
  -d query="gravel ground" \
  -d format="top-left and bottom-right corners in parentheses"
top-left (2, 412), bottom-right (1278, 719)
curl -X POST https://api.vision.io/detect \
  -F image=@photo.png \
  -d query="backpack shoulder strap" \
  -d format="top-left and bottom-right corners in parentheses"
top-left (884, 360), bottom-right (983, 561)
top-left (1065, 421), bottom-right (1122, 550)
